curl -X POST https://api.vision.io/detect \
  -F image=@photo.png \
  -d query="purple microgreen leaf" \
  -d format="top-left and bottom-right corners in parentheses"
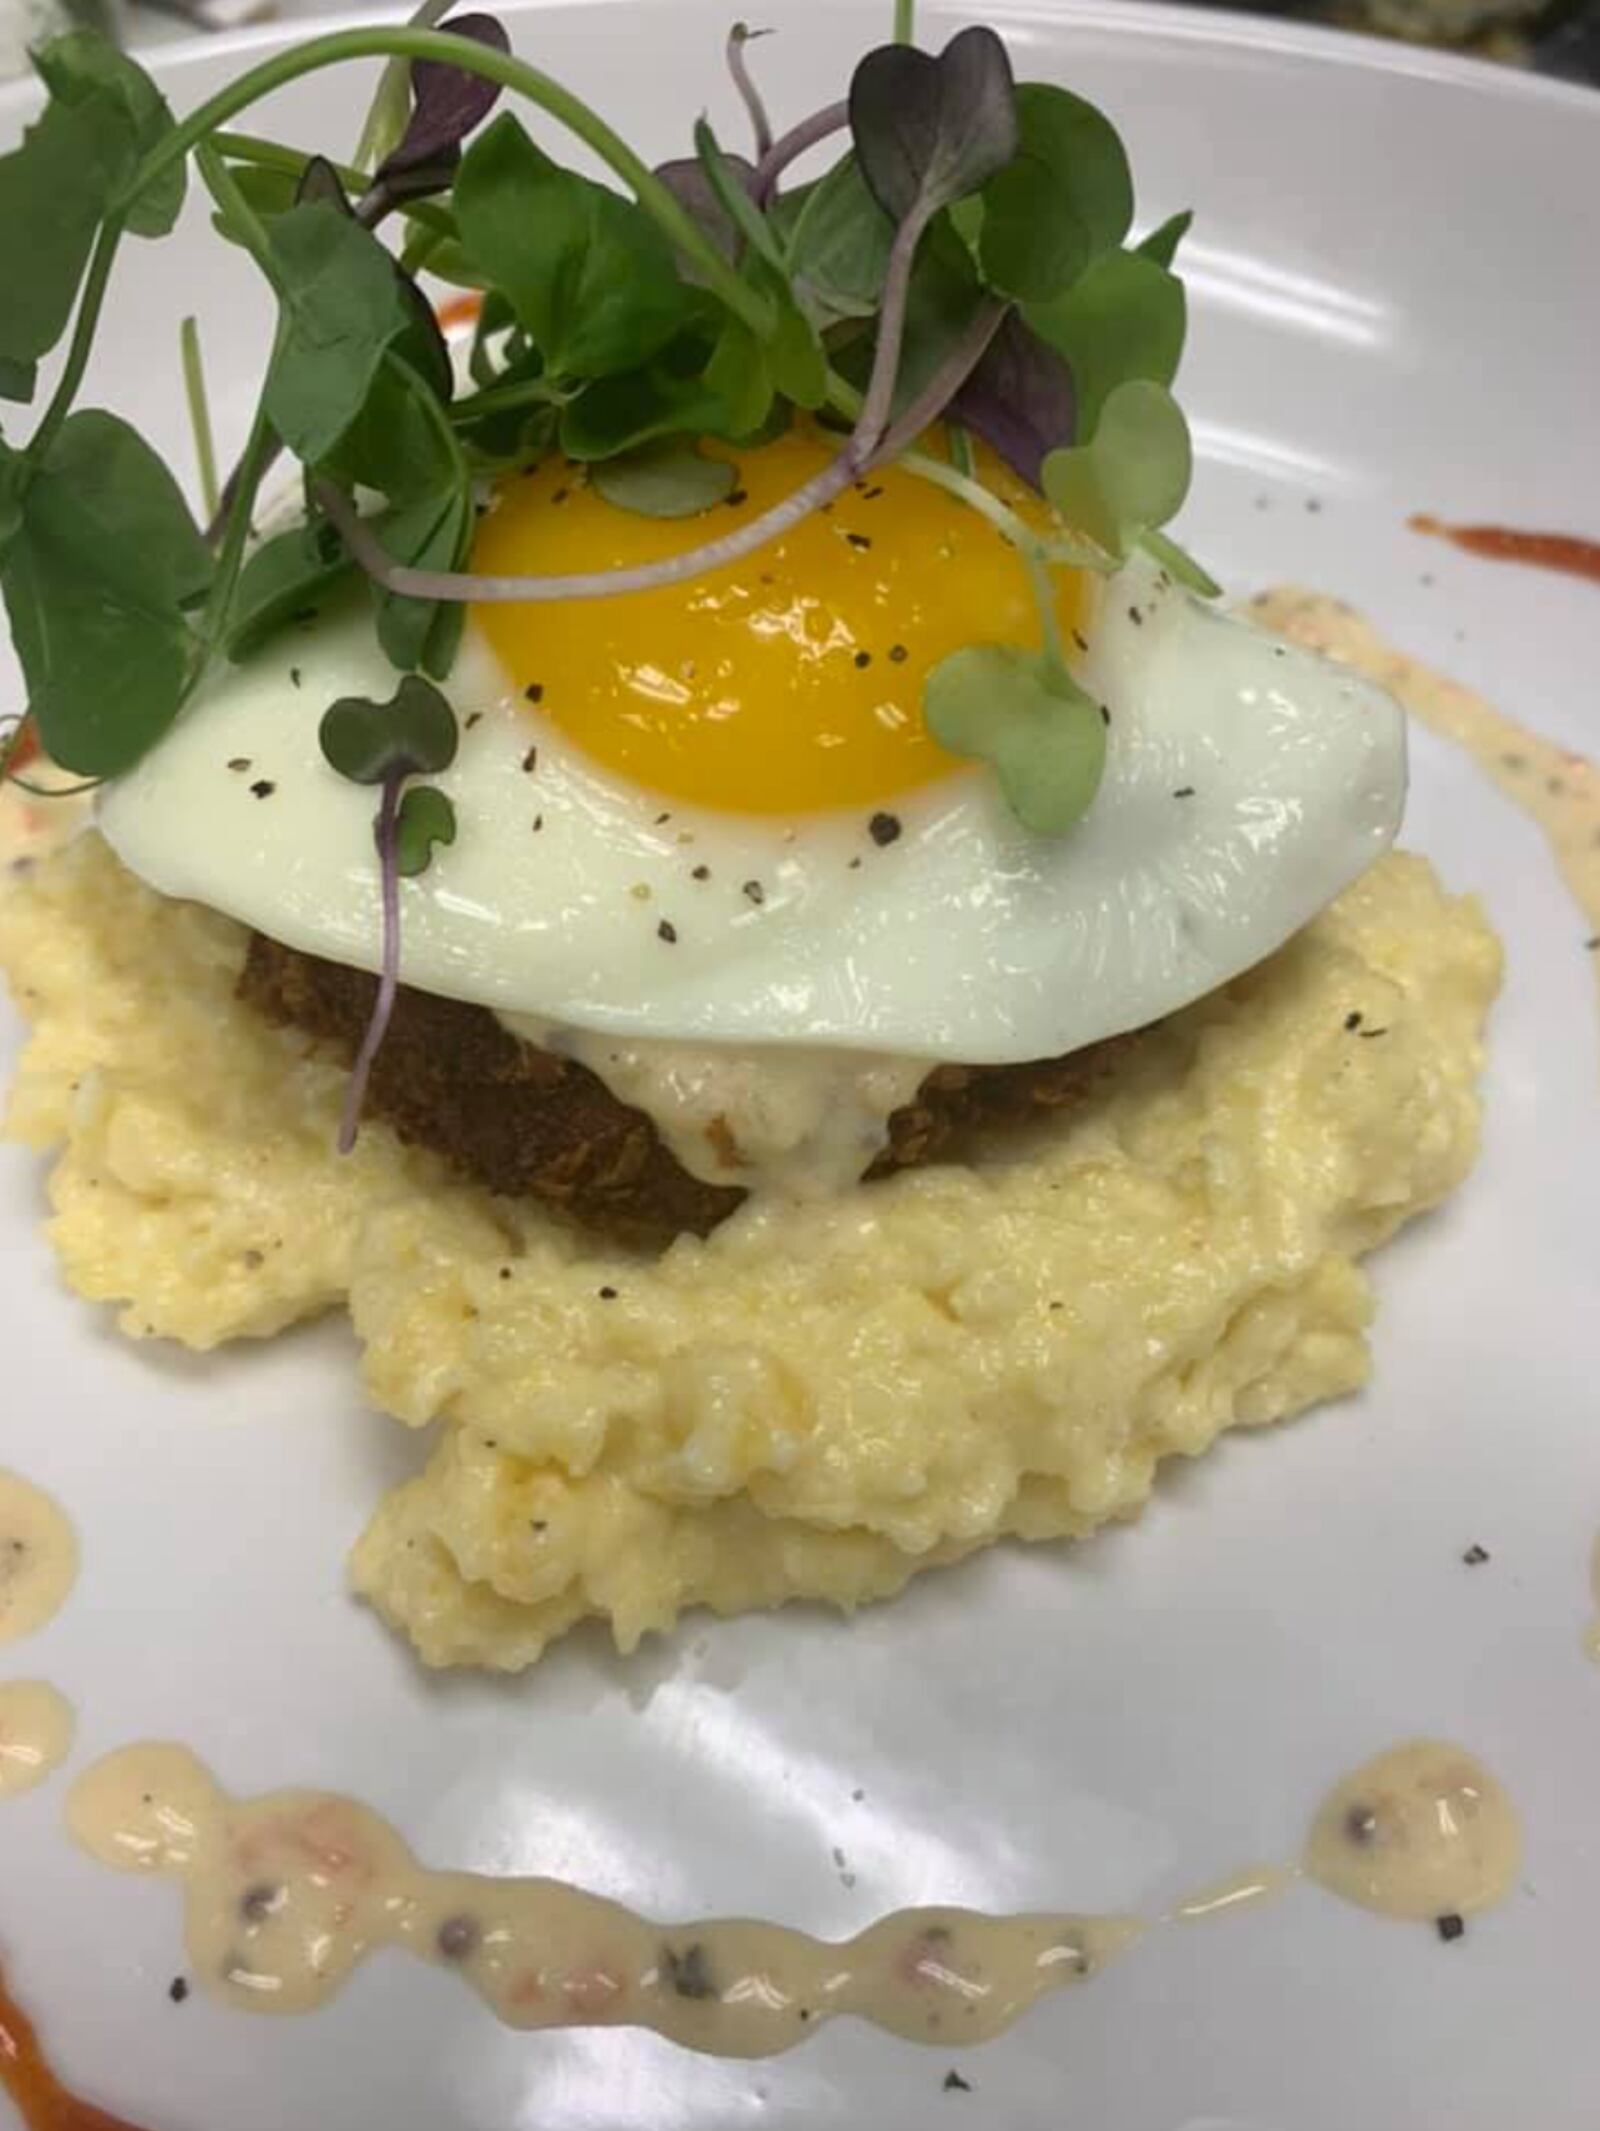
top-left (847, 27), bottom-right (1018, 227)
top-left (394, 783), bottom-right (457, 875)
top-left (319, 674), bottom-right (459, 784)
top-left (338, 772), bottom-right (404, 1156)
top-left (949, 311), bottom-right (1075, 489)
top-left (752, 98), bottom-right (849, 207)
top-left (653, 152), bottom-right (759, 277)
top-left (593, 438), bottom-right (739, 518)
top-left (726, 22), bottom-right (775, 162)
top-left (377, 13), bottom-right (511, 180)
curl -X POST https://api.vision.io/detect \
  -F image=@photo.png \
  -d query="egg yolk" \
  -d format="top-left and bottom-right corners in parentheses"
top-left (471, 427), bottom-right (1086, 815)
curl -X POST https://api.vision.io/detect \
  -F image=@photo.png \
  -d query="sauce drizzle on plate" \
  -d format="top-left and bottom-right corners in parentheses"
top-left (1410, 515), bottom-right (1600, 587)
top-left (0, 1959), bottom-right (155, 2131)
top-left (61, 1735), bottom-right (1517, 2059)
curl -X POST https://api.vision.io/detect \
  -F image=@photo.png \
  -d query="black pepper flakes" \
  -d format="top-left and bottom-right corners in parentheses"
top-left (853, 649), bottom-right (873, 669)
top-left (249, 779), bottom-right (276, 800)
top-left (227, 757), bottom-right (252, 773)
top-left (741, 879), bottom-right (765, 904)
top-left (598, 1286), bottom-right (618, 1301)
top-left (1344, 1010), bottom-right (1364, 1031)
top-left (1345, 1805), bottom-right (1379, 1844)
top-left (869, 811), bottom-right (902, 847)
top-left (888, 643), bottom-right (908, 664)
top-left (524, 682), bottom-right (544, 704)
top-left (726, 488), bottom-right (749, 507)
top-left (1358, 1026), bottom-right (1390, 1041)
top-left (168, 1977), bottom-right (189, 2004)
top-left (1127, 606), bottom-right (1143, 626)
top-left (240, 1882), bottom-right (283, 1923)
top-left (845, 531), bottom-right (873, 551)
top-left (436, 1915), bottom-right (481, 1962)
top-left (1462, 1543), bottom-right (1491, 1566)
top-left (521, 746), bottom-right (539, 774)
top-left (1436, 1913), bottom-right (1466, 1943)
top-left (663, 1942), bottom-right (717, 1999)
top-left (1071, 629), bottom-right (1089, 654)
top-left (466, 712), bottom-right (484, 731)
top-left (655, 811), bottom-right (672, 826)
top-left (551, 486), bottom-right (570, 506)
top-left (532, 815), bottom-right (543, 832)
top-left (1099, 704), bottom-right (1111, 726)
top-left (691, 864), bottom-right (711, 881)
top-left (657, 919), bottom-right (678, 944)
top-left (1172, 786), bottom-right (1196, 800)
top-left (943, 2071), bottom-right (972, 2093)
top-left (289, 668), bottom-right (302, 690)
top-left (861, 484), bottom-right (885, 500)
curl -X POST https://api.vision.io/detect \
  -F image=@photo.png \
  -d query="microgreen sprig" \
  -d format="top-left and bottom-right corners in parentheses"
top-left (0, 2), bottom-right (1211, 850)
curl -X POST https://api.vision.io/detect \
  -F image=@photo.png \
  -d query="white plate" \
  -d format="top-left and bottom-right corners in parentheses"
top-left (3, 5), bottom-right (1600, 2126)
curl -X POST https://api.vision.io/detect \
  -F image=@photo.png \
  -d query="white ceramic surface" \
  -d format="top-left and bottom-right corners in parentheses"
top-left (3, 6), bottom-right (1599, 2126)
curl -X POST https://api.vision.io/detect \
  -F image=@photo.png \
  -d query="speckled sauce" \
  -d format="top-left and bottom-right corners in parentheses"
top-left (0, 1682), bottom-right (74, 1799)
top-left (1253, 589), bottom-right (1600, 1041)
top-left (1304, 1741), bottom-right (1521, 1922)
top-left (0, 1473), bottom-right (79, 1646)
top-left (65, 1737), bottom-right (1516, 2055)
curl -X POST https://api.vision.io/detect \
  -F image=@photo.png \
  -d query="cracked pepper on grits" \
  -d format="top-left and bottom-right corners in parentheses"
top-left (0, 798), bottom-right (1497, 1669)
top-left (0, 10), bottom-right (1500, 1669)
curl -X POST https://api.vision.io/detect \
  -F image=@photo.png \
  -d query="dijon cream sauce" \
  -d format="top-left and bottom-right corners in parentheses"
top-left (1253, 590), bottom-right (1600, 1038)
top-left (0, 1473), bottom-right (79, 1646)
top-left (0, 1683), bottom-right (74, 1799)
top-left (499, 1015), bottom-right (929, 1198)
top-left (65, 1737), bottom-right (1516, 2056)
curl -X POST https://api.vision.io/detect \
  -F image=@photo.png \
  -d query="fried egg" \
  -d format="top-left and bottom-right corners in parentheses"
top-left (96, 428), bottom-right (1405, 1062)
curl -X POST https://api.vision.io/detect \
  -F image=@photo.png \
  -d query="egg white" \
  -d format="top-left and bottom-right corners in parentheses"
top-left (96, 549), bottom-right (1405, 1063)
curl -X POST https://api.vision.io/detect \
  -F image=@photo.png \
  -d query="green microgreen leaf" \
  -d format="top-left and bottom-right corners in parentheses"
top-left (977, 82), bottom-right (1132, 302)
top-left (924, 643), bottom-right (1106, 835)
top-left (1024, 247), bottom-right (1184, 438)
top-left (592, 439), bottom-right (738, 518)
top-left (0, 35), bottom-right (182, 391)
top-left (1136, 209), bottom-right (1192, 270)
top-left (1041, 377), bottom-right (1192, 562)
top-left (32, 35), bottom-right (186, 240)
top-left (693, 117), bottom-right (784, 273)
top-left (848, 26), bottom-right (1019, 227)
top-left (455, 114), bottom-right (695, 380)
top-left (1, 410), bottom-right (212, 776)
top-left (262, 200), bottom-right (416, 461)
top-left (782, 153), bottom-right (894, 327)
top-left (225, 516), bottom-right (355, 661)
top-left (323, 354), bottom-right (474, 677)
top-left (394, 783), bottom-right (457, 875)
top-left (319, 673), bottom-right (459, 784)
top-left (749, 259), bottom-right (828, 411)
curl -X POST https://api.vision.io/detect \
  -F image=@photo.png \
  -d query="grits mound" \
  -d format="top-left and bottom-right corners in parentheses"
top-left (0, 830), bottom-right (1498, 1670)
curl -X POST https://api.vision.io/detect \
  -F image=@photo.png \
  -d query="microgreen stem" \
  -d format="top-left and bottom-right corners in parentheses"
top-left (27, 221), bottom-right (122, 465)
top-left (855, 199), bottom-right (937, 456)
top-left (727, 24), bottom-right (775, 162)
top-left (339, 773), bottom-right (404, 1155)
top-left (446, 374), bottom-right (566, 424)
top-left (894, 0), bottom-right (916, 44)
top-left (211, 130), bottom-right (458, 239)
top-left (948, 423), bottom-right (976, 479)
top-left (117, 28), bottom-right (770, 335)
top-left (1026, 549), bottom-right (1066, 667)
top-left (753, 99), bottom-right (849, 205)
top-left (318, 295), bottom-right (1008, 607)
top-left (180, 316), bottom-right (221, 524)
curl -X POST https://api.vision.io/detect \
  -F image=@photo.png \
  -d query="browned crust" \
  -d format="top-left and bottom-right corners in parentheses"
top-left (239, 934), bottom-right (1126, 1243)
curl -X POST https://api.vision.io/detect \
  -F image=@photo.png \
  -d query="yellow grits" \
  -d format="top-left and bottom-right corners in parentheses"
top-left (0, 821), bottom-right (1497, 1669)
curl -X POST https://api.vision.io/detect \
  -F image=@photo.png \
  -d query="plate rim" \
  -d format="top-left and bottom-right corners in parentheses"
top-left (3, 0), bottom-right (1599, 124)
